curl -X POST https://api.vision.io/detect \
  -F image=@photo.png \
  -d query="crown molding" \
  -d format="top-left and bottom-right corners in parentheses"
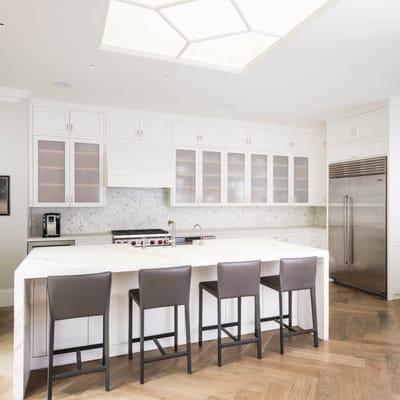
top-left (0, 87), bottom-right (30, 103)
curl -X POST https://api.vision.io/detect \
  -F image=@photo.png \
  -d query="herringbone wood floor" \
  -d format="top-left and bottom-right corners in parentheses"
top-left (2, 283), bottom-right (400, 399)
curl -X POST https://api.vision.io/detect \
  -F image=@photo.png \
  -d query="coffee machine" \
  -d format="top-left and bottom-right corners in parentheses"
top-left (42, 213), bottom-right (61, 237)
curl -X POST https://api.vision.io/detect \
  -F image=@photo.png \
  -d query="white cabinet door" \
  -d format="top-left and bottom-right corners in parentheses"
top-left (32, 106), bottom-right (69, 136)
top-left (227, 152), bottom-right (246, 203)
top-left (69, 110), bottom-right (103, 139)
top-left (327, 117), bottom-right (356, 145)
top-left (225, 127), bottom-right (248, 150)
top-left (175, 149), bottom-right (197, 203)
top-left (33, 137), bottom-right (69, 206)
top-left (356, 108), bottom-right (387, 140)
top-left (273, 155), bottom-right (289, 203)
top-left (106, 113), bottom-right (139, 140)
top-left (140, 117), bottom-right (170, 143)
top-left (250, 154), bottom-right (268, 203)
top-left (172, 121), bottom-right (200, 145)
top-left (107, 140), bottom-right (172, 188)
top-left (199, 124), bottom-right (225, 147)
top-left (201, 151), bottom-right (222, 203)
top-left (293, 156), bottom-right (309, 203)
top-left (70, 140), bottom-right (104, 206)
top-left (309, 152), bottom-right (326, 205)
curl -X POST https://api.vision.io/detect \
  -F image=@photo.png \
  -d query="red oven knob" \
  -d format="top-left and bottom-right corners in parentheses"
top-left (158, 240), bottom-right (163, 245)
top-left (150, 240), bottom-right (155, 245)
top-left (131, 241), bottom-right (136, 246)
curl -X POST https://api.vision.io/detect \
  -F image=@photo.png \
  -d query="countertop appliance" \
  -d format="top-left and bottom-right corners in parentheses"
top-left (111, 229), bottom-right (171, 247)
top-left (329, 156), bottom-right (387, 297)
top-left (42, 213), bottom-right (61, 238)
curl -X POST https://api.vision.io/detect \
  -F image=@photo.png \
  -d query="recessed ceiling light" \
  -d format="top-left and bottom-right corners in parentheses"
top-left (52, 81), bottom-right (72, 89)
top-left (234, 0), bottom-right (332, 36)
top-left (161, 0), bottom-right (246, 41)
top-left (100, 0), bottom-right (338, 72)
top-left (102, 0), bottom-right (186, 57)
top-left (181, 32), bottom-right (277, 70)
top-left (89, 64), bottom-right (95, 69)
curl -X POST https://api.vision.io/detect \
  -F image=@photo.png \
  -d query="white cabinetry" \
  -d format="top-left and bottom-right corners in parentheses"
top-left (105, 113), bottom-right (172, 188)
top-left (327, 107), bottom-right (388, 163)
top-left (172, 121), bottom-right (225, 148)
top-left (32, 137), bottom-right (103, 207)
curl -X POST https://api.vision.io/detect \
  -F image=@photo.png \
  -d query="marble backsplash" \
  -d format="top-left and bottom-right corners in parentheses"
top-left (30, 188), bottom-right (326, 236)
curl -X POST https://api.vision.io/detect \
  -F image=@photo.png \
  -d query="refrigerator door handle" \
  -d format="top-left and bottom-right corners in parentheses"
top-left (344, 195), bottom-right (348, 265)
top-left (348, 196), bottom-right (354, 264)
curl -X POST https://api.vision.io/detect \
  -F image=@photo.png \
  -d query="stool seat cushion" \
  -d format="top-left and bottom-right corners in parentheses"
top-left (129, 288), bottom-right (140, 305)
top-left (260, 275), bottom-right (281, 291)
top-left (199, 281), bottom-right (218, 297)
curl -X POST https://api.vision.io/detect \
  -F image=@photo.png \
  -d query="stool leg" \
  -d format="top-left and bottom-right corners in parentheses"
top-left (310, 287), bottom-right (319, 348)
top-left (102, 313), bottom-right (106, 366)
top-left (237, 297), bottom-right (241, 341)
top-left (128, 296), bottom-right (133, 360)
top-left (104, 313), bottom-right (110, 391)
top-left (279, 291), bottom-right (284, 355)
top-left (140, 308), bottom-right (145, 384)
top-left (288, 291), bottom-right (293, 328)
top-left (47, 319), bottom-right (55, 400)
top-left (217, 298), bottom-right (222, 367)
top-left (185, 303), bottom-right (192, 374)
top-left (255, 294), bottom-right (262, 359)
top-left (198, 286), bottom-right (203, 347)
top-left (174, 305), bottom-right (178, 352)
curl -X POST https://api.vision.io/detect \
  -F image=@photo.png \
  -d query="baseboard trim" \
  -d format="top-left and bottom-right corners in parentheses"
top-left (0, 288), bottom-right (14, 307)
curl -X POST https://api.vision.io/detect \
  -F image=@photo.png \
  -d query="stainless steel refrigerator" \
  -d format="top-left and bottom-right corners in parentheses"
top-left (328, 156), bottom-right (387, 297)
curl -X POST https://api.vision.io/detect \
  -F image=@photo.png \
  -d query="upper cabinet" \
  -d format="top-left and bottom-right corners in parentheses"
top-left (33, 106), bottom-right (103, 138)
top-left (172, 121), bottom-right (225, 148)
top-left (327, 107), bottom-right (388, 162)
top-left (105, 113), bottom-right (170, 143)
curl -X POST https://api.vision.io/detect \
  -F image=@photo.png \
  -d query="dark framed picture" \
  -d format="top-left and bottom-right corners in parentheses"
top-left (0, 176), bottom-right (10, 216)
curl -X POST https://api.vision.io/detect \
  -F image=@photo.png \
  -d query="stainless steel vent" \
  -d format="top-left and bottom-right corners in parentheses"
top-left (329, 156), bottom-right (386, 179)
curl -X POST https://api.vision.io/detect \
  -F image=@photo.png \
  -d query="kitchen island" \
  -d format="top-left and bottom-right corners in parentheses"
top-left (13, 238), bottom-right (329, 400)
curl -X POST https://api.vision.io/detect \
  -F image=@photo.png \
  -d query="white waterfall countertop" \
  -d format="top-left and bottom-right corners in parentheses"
top-left (17, 238), bottom-right (327, 279)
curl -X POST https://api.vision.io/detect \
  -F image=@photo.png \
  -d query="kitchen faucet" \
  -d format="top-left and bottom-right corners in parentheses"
top-left (168, 220), bottom-right (176, 247)
top-left (193, 224), bottom-right (204, 246)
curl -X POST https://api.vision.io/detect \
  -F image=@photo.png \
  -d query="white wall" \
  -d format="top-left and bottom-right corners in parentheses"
top-left (0, 100), bottom-right (29, 306)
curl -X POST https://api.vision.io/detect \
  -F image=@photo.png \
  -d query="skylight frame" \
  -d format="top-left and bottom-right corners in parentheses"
top-left (101, 0), bottom-right (342, 73)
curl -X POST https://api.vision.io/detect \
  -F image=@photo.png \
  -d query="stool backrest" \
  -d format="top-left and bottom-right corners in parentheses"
top-left (218, 260), bottom-right (261, 299)
top-left (139, 265), bottom-right (191, 309)
top-left (47, 272), bottom-right (112, 321)
top-left (280, 257), bottom-right (317, 291)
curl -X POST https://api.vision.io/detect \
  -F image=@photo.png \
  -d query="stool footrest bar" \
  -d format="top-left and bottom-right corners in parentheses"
top-left (283, 329), bottom-right (315, 337)
top-left (53, 366), bottom-right (106, 381)
top-left (131, 331), bottom-right (175, 344)
top-left (202, 322), bottom-right (239, 332)
top-left (260, 314), bottom-right (290, 323)
top-left (221, 326), bottom-right (239, 342)
top-left (153, 337), bottom-right (166, 356)
top-left (53, 343), bottom-right (104, 355)
top-left (221, 338), bottom-right (258, 349)
top-left (144, 351), bottom-right (188, 364)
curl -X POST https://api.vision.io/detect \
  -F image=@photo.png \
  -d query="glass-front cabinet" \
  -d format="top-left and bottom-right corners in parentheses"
top-left (33, 137), bottom-right (103, 207)
top-left (293, 156), bottom-right (309, 203)
top-left (202, 151), bottom-right (221, 203)
top-left (175, 149), bottom-right (196, 203)
top-left (227, 152), bottom-right (246, 203)
top-left (273, 155), bottom-right (289, 203)
top-left (250, 154), bottom-right (268, 203)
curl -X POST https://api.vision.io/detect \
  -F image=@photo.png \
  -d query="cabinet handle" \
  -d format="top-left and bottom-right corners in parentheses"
top-left (70, 123), bottom-right (73, 132)
top-left (248, 138), bottom-right (251, 145)
top-left (141, 129), bottom-right (144, 137)
top-left (137, 129), bottom-right (140, 137)
top-left (66, 123), bottom-right (69, 132)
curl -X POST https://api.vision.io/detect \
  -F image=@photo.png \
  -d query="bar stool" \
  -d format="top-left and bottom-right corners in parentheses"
top-left (198, 260), bottom-right (262, 367)
top-left (47, 272), bottom-right (112, 400)
top-left (128, 265), bottom-right (192, 384)
top-left (260, 257), bottom-right (318, 355)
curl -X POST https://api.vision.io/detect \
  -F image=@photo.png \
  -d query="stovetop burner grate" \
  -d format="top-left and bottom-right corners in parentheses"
top-left (111, 229), bottom-right (169, 236)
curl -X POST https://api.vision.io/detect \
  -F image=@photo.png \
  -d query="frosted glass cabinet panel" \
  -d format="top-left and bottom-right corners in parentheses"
top-left (36, 139), bottom-right (67, 203)
top-left (176, 149), bottom-right (196, 203)
top-left (228, 152), bottom-right (246, 203)
top-left (273, 155), bottom-right (289, 203)
top-left (202, 151), bottom-right (221, 203)
top-left (294, 156), bottom-right (309, 203)
top-left (251, 154), bottom-right (268, 203)
top-left (73, 142), bottom-right (101, 203)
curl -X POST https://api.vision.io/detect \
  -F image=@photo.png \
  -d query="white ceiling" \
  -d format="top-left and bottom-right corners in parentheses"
top-left (1, 0), bottom-right (400, 127)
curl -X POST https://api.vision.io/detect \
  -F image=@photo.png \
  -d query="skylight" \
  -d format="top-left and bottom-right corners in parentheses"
top-left (101, 0), bottom-right (334, 72)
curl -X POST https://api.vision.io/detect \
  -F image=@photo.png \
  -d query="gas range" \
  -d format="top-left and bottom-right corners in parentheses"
top-left (111, 229), bottom-right (171, 247)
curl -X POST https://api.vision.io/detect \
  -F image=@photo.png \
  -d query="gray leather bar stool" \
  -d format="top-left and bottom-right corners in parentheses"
top-left (260, 257), bottom-right (318, 354)
top-left (128, 265), bottom-right (192, 384)
top-left (198, 260), bottom-right (262, 366)
top-left (47, 272), bottom-right (112, 400)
